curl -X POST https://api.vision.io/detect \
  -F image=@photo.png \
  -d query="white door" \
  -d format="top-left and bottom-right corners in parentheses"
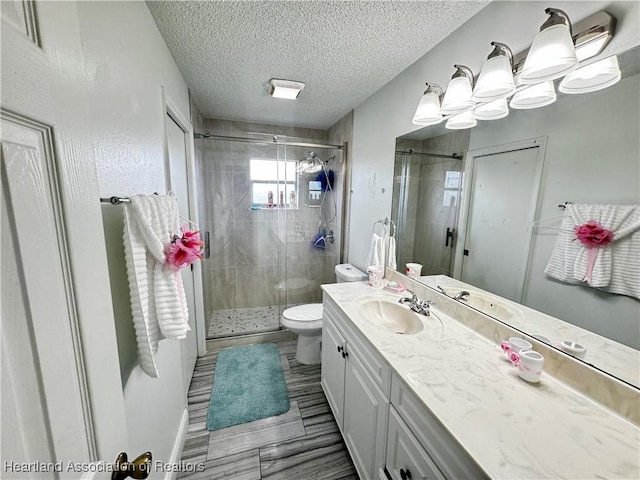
top-left (166, 112), bottom-right (198, 395)
top-left (321, 317), bottom-right (346, 429)
top-left (461, 142), bottom-right (544, 302)
top-left (1, 0), bottom-right (126, 475)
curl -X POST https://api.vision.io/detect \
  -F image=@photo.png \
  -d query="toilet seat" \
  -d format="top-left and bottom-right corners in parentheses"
top-left (282, 303), bottom-right (323, 330)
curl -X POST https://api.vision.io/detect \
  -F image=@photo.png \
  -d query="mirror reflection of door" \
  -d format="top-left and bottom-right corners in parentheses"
top-left (460, 141), bottom-right (544, 302)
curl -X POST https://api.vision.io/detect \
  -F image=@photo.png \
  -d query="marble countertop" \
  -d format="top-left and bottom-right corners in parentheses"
top-left (420, 274), bottom-right (640, 388)
top-left (322, 281), bottom-right (640, 479)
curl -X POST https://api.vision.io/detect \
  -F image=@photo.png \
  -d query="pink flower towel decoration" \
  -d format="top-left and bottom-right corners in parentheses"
top-left (573, 221), bottom-right (614, 283)
top-left (166, 227), bottom-right (204, 271)
top-left (574, 221), bottom-right (614, 247)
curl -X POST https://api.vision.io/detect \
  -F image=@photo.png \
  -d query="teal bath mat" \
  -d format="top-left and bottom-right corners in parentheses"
top-left (207, 343), bottom-right (290, 431)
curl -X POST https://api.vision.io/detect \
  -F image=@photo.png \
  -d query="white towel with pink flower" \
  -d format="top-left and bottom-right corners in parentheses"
top-left (122, 194), bottom-right (203, 377)
top-left (545, 204), bottom-right (640, 299)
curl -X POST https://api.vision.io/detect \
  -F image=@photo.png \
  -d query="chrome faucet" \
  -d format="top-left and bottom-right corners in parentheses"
top-left (453, 290), bottom-right (470, 302)
top-left (399, 290), bottom-right (436, 316)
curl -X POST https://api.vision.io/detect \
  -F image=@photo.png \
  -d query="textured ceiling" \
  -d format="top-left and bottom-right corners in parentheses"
top-left (147, 1), bottom-right (489, 129)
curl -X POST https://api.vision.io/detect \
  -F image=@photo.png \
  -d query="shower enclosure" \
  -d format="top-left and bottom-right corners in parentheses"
top-left (392, 131), bottom-right (468, 276)
top-left (198, 128), bottom-right (345, 339)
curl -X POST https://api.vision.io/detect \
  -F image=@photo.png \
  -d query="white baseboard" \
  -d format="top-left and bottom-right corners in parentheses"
top-left (164, 407), bottom-right (189, 480)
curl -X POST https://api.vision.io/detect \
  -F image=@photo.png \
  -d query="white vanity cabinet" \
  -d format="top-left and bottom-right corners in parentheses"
top-left (322, 296), bottom-right (390, 480)
top-left (386, 407), bottom-right (445, 480)
top-left (389, 374), bottom-right (486, 480)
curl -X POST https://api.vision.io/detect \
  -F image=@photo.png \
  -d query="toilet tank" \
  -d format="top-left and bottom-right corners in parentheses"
top-left (335, 263), bottom-right (367, 283)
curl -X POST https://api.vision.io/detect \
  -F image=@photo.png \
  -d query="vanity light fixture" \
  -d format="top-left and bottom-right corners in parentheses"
top-left (445, 110), bottom-right (477, 129)
top-left (520, 8), bottom-right (578, 84)
top-left (440, 65), bottom-right (475, 115)
top-left (472, 42), bottom-right (516, 102)
top-left (473, 98), bottom-right (509, 120)
top-left (510, 80), bottom-right (556, 109)
top-left (559, 55), bottom-right (621, 94)
top-left (411, 10), bottom-right (618, 130)
top-left (412, 83), bottom-right (444, 126)
top-left (269, 79), bottom-right (305, 99)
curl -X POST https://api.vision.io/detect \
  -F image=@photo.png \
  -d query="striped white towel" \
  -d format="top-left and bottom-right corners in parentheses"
top-left (123, 194), bottom-right (190, 378)
top-left (545, 204), bottom-right (640, 299)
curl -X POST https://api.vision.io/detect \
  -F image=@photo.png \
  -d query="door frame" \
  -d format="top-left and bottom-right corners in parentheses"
top-left (161, 88), bottom-right (206, 356)
top-left (452, 137), bottom-right (547, 302)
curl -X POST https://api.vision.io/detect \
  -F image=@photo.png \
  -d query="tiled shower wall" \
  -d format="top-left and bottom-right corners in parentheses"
top-left (200, 118), bottom-right (349, 333)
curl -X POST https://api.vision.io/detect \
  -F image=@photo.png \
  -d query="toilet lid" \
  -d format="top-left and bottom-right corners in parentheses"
top-left (282, 304), bottom-right (323, 327)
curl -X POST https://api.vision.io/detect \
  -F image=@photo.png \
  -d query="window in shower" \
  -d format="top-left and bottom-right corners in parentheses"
top-left (250, 159), bottom-right (297, 208)
top-left (443, 170), bottom-right (462, 207)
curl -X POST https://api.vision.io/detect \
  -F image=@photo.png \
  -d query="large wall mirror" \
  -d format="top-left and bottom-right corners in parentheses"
top-left (392, 46), bottom-right (639, 388)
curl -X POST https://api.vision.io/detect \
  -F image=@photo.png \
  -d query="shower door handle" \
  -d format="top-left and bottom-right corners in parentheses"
top-left (445, 227), bottom-right (454, 247)
top-left (204, 231), bottom-right (210, 259)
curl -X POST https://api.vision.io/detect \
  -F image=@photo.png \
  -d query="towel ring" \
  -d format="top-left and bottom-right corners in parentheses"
top-left (373, 220), bottom-right (387, 236)
top-left (389, 219), bottom-right (396, 238)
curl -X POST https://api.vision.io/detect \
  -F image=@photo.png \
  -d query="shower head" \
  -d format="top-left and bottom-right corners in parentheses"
top-left (297, 151), bottom-right (323, 174)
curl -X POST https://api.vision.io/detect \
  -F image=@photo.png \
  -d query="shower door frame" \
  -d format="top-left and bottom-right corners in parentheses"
top-left (201, 133), bottom-right (346, 338)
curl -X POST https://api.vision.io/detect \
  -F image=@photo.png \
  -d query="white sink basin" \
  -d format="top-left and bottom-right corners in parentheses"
top-left (359, 299), bottom-right (424, 334)
top-left (445, 288), bottom-right (521, 321)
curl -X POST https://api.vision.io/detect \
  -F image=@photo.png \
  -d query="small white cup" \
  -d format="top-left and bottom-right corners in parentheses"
top-left (406, 263), bottom-right (422, 279)
top-left (367, 266), bottom-right (384, 288)
top-left (508, 337), bottom-right (532, 353)
top-left (517, 349), bottom-right (544, 383)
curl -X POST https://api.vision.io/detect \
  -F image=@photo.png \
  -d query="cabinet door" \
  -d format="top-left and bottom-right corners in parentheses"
top-left (386, 407), bottom-right (445, 480)
top-left (321, 317), bottom-right (346, 428)
top-left (343, 345), bottom-right (389, 480)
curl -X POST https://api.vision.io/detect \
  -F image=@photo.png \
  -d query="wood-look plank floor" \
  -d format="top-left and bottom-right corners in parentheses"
top-left (178, 335), bottom-right (358, 479)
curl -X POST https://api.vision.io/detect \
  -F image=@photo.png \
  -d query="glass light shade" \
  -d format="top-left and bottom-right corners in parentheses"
top-left (445, 111), bottom-right (477, 129)
top-left (472, 55), bottom-right (516, 102)
top-left (412, 91), bottom-right (443, 125)
top-left (441, 77), bottom-right (474, 115)
top-left (559, 55), bottom-right (621, 94)
top-left (473, 98), bottom-right (509, 120)
top-left (510, 81), bottom-right (556, 109)
top-left (520, 24), bottom-right (578, 84)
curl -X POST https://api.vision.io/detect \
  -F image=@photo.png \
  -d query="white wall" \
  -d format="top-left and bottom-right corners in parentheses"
top-left (77, 0), bottom-right (193, 468)
top-left (348, 1), bottom-right (640, 272)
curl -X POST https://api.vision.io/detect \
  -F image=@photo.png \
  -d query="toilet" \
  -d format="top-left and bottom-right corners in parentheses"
top-left (281, 263), bottom-right (367, 364)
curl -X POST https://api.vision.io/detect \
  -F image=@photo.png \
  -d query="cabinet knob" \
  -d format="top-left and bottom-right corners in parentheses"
top-left (341, 350), bottom-right (349, 358)
top-left (400, 468), bottom-right (412, 480)
top-left (337, 345), bottom-right (344, 353)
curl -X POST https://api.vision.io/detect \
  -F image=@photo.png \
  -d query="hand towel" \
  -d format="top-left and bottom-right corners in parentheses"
top-left (545, 204), bottom-right (640, 299)
top-left (123, 194), bottom-right (190, 378)
top-left (388, 236), bottom-right (397, 270)
top-left (366, 233), bottom-right (385, 268)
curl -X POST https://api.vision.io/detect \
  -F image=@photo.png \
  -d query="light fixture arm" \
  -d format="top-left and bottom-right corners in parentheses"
top-left (423, 83), bottom-right (443, 97)
top-left (451, 65), bottom-right (475, 86)
top-left (487, 41), bottom-right (514, 71)
top-left (541, 8), bottom-right (573, 35)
